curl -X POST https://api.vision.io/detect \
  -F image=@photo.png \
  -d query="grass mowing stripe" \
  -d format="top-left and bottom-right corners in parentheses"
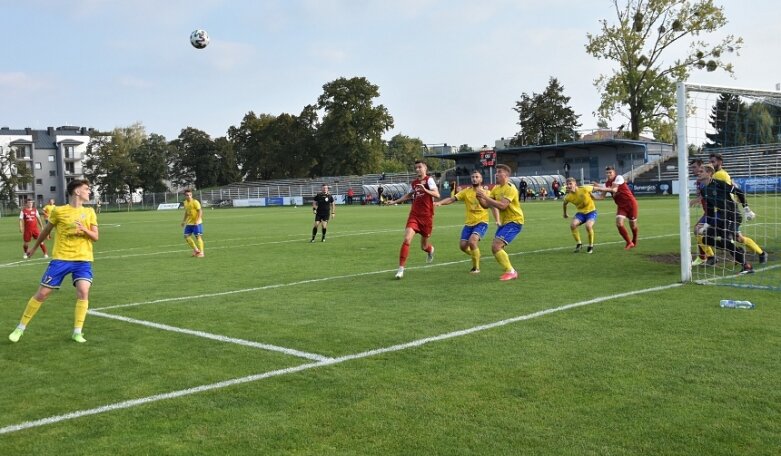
top-left (89, 310), bottom-right (332, 361)
top-left (0, 282), bottom-right (681, 436)
top-left (93, 233), bottom-right (679, 312)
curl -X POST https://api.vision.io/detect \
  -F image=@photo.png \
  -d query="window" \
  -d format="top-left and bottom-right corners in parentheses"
top-left (48, 155), bottom-right (55, 162)
top-left (65, 145), bottom-right (75, 159)
top-left (18, 145), bottom-right (32, 159)
top-left (36, 179), bottom-right (43, 184)
top-left (66, 162), bottom-right (75, 174)
top-left (49, 170), bottom-right (56, 177)
top-left (50, 186), bottom-right (56, 192)
top-left (35, 162), bottom-right (42, 170)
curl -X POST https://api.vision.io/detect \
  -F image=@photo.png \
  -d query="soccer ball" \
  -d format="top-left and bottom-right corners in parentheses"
top-left (190, 29), bottom-right (209, 49)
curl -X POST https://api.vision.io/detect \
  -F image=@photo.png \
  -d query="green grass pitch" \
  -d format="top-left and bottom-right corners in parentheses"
top-left (0, 198), bottom-right (779, 454)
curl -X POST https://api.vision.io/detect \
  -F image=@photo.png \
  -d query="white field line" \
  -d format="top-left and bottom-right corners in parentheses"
top-left (92, 233), bottom-right (678, 312)
top-left (0, 226), bottom-right (463, 267)
top-left (0, 282), bottom-right (682, 436)
top-left (88, 310), bottom-right (332, 362)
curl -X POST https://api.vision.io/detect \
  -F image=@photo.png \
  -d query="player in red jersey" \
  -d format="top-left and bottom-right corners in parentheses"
top-left (592, 166), bottom-right (639, 249)
top-left (386, 160), bottom-right (440, 279)
top-left (19, 199), bottom-right (49, 259)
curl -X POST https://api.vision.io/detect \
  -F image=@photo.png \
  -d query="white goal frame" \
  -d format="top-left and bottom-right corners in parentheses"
top-left (677, 82), bottom-right (781, 283)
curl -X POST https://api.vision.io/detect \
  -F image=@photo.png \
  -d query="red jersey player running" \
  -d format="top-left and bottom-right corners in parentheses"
top-left (592, 166), bottom-right (639, 249)
top-left (19, 199), bottom-right (48, 259)
top-left (386, 160), bottom-right (440, 279)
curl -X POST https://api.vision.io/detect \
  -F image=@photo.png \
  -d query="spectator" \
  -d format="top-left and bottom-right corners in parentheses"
top-left (552, 180), bottom-right (561, 200)
top-left (346, 187), bottom-right (355, 205)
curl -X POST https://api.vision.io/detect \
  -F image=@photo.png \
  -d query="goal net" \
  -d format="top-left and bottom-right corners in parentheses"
top-left (677, 82), bottom-right (781, 289)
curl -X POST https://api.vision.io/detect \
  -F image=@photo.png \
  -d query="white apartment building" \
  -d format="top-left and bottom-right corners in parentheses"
top-left (0, 126), bottom-right (93, 206)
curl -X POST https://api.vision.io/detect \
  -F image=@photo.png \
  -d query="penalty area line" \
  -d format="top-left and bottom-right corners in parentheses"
top-left (0, 282), bottom-right (682, 435)
top-left (89, 310), bottom-right (332, 362)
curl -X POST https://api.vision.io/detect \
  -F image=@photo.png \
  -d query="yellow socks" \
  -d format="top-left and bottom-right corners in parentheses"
top-left (740, 235), bottom-right (762, 254)
top-left (588, 229), bottom-right (595, 246)
top-left (185, 236), bottom-right (197, 250)
top-left (494, 249), bottom-right (513, 272)
top-left (571, 228), bottom-right (581, 244)
top-left (696, 235), bottom-right (714, 257)
top-left (74, 299), bottom-right (89, 331)
top-left (196, 237), bottom-right (204, 253)
top-left (20, 297), bottom-right (43, 327)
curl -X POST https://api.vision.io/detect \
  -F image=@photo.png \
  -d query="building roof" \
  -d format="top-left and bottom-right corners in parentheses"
top-left (424, 139), bottom-right (669, 159)
top-left (0, 126), bottom-right (91, 149)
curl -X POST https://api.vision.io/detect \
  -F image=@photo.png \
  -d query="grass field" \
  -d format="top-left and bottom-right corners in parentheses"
top-left (1, 198), bottom-right (779, 455)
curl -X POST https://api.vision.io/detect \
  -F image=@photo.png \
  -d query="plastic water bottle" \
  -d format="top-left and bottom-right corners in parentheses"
top-left (719, 300), bottom-right (755, 309)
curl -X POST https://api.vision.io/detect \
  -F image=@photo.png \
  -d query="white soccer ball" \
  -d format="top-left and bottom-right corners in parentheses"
top-left (190, 29), bottom-right (209, 49)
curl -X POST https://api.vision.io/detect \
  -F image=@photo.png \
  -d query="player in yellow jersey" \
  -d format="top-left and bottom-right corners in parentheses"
top-left (708, 153), bottom-right (767, 264)
top-left (475, 164), bottom-right (524, 281)
top-left (181, 189), bottom-right (205, 257)
top-left (435, 169), bottom-right (499, 274)
top-left (42, 198), bottom-right (56, 223)
top-left (563, 177), bottom-right (598, 254)
top-left (8, 179), bottom-right (98, 344)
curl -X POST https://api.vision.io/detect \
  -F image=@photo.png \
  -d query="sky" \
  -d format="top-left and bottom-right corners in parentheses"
top-left (3, 0), bottom-right (779, 149)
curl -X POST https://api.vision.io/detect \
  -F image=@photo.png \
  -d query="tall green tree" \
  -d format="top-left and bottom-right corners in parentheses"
top-left (169, 128), bottom-right (221, 189)
top-left (315, 77), bottom-right (394, 176)
top-left (214, 137), bottom-right (242, 185)
top-left (83, 126), bottom-right (142, 202)
top-left (586, 0), bottom-right (743, 139)
top-left (383, 134), bottom-right (425, 172)
top-left (228, 108), bottom-right (317, 180)
top-left (511, 77), bottom-right (581, 146)
top-left (0, 146), bottom-right (33, 209)
top-left (705, 92), bottom-right (746, 148)
top-left (131, 133), bottom-right (171, 193)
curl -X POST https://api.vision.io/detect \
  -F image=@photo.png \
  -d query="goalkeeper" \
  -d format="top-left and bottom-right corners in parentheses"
top-left (708, 153), bottom-right (767, 264)
top-left (697, 164), bottom-right (753, 275)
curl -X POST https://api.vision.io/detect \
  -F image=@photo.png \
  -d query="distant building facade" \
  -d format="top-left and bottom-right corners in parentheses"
top-left (0, 126), bottom-right (93, 206)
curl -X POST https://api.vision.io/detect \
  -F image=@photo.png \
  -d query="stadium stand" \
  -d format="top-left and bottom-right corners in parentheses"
top-left (632, 143), bottom-right (781, 182)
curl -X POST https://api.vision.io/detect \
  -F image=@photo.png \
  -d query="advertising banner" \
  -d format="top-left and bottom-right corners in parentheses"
top-left (629, 181), bottom-right (673, 195)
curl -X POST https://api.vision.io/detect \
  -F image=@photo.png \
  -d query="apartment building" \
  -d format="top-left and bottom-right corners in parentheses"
top-left (0, 126), bottom-right (93, 206)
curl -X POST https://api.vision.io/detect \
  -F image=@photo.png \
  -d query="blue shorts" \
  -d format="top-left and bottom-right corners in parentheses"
top-left (184, 224), bottom-right (204, 236)
top-left (40, 260), bottom-right (93, 289)
top-left (575, 210), bottom-right (598, 225)
top-left (460, 222), bottom-right (488, 242)
top-left (495, 222), bottom-right (523, 245)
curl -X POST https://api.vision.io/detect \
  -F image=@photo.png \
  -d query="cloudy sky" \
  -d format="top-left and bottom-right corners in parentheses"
top-left (3, 0), bottom-right (779, 147)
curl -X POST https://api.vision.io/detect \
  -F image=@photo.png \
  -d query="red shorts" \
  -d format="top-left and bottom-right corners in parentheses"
top-left (406, 215), bottom-right (433, 238)
top-left (616, 199), bottom-right (639, 220)
top-left (23, 230), bottom-right (40, 242)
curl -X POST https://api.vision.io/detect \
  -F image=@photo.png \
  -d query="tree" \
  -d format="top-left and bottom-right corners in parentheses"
top-left (586, 0), bottom-right (743, 139)
top-left (383, 134), bottom-right (425, 171)
top-left (83, 126), bottom-right (142, 203)
top-left (228, 108), bottom-right (317, 180)
top-left (169, 128), bottom-right (222, 189)
top-left (705, 92), bottom-right (746, 148)
top-left (511, 77), bottom-right (581, 146)
top-left (314, 77), bottom-right (394, 176)
top-left (213, 137), bottom-right (242, 185)
top-left (131, 133), bottom-right (171, 193)
top-left (0, 146), bottom-right (33, 209)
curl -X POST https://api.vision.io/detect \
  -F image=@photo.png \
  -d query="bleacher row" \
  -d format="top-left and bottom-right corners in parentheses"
top-left (200, 172), bottom-right (419, 202)
top-left (635, 143), bottom-right (781, 182)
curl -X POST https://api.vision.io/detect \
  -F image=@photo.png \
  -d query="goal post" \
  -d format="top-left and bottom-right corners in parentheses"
top-left (677, 82), bottom-right (781, 289)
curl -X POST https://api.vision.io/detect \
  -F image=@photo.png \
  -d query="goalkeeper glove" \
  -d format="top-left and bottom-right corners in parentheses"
top-left (696, 223), bottom-right (710, 236)
top-left (743, 206), bottom-right (756, 221)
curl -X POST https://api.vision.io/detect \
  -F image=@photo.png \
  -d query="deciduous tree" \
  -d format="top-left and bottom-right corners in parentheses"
top-left (586, 0), bottom-right (742, 139)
